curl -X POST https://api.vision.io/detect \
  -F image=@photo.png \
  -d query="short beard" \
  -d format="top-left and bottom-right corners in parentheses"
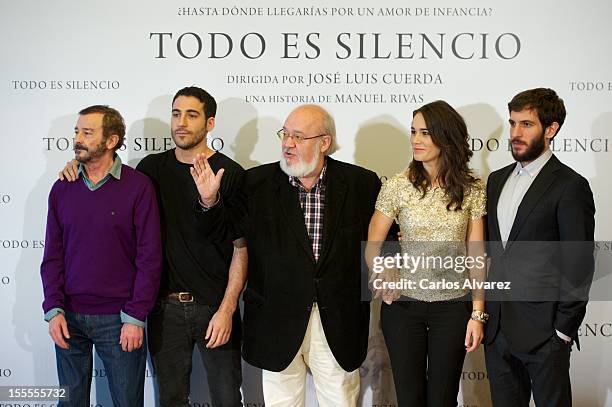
top-left (511, 129), bottom-right (546, 163)
top-left (280, 143), bottom-right (321, 178)
top-left (75, 140), bottom-right (108, 163)
top-left (172, 130), bottom-right (206, 150)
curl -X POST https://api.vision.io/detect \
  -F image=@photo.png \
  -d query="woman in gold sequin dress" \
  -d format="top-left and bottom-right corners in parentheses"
top-left (367, 100), bottom-right (487, 407)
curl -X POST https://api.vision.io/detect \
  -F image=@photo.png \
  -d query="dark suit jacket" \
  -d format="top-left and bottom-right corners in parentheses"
top-left (485, 155), bottom-right (595, 353)
top-left (240, 157), bottom-right (380, 372)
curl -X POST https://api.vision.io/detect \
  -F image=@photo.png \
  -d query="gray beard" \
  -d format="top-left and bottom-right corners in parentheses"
top-left (75, 141), bottom-right (107, 163)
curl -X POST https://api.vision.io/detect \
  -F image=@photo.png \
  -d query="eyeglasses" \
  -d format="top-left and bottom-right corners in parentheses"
top-left (277, 129), bottom-right (327, 143)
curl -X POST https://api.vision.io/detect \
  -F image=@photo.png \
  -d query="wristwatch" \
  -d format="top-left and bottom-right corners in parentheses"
top-left (471, 310), bottom-right (489, 324)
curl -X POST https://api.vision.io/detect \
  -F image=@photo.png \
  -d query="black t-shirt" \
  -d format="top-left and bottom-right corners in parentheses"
top-left (136, 149), bottom-right (246, 305)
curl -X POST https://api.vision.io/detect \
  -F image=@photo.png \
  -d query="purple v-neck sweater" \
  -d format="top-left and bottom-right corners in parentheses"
top-left (40, 165), bottom-right (162, 322)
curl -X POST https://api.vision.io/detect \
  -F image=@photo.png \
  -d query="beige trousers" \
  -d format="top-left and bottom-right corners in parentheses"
top-left (262, 303), bottom-right (360, 407)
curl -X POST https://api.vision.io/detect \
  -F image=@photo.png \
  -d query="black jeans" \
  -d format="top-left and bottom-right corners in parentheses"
top-left (148, 299), bottom-right (243, 407)
top-left (381, 298), bottom-right (471, 407)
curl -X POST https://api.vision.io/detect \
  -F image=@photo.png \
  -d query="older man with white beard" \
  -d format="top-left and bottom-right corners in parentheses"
top-left (201, 104), bottom-right (381, 406)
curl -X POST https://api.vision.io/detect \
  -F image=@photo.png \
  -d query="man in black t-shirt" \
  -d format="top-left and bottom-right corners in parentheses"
top-left (60, 87), bottom-right (246, 406)
top-left (140, 87), bottom-right (246, 407)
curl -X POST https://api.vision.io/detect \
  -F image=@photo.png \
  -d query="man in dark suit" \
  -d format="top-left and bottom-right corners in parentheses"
top-left (484, 88), bottom-right (595, 407)
top-left (203, 104), bottom-right (380, 405)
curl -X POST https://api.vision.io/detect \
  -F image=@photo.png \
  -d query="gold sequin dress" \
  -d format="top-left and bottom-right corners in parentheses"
top-left (375, 173), bottom-right (486, 301)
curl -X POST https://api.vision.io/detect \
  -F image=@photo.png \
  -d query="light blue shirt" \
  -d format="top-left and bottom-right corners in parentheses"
top-left (497, 148), bottom-right (553, 244)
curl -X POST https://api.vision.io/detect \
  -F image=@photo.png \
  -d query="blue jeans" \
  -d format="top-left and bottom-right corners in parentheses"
top-left (55, 311), bottom-right (146, 407)
top-left (148, 299), bottom-right (243, 407)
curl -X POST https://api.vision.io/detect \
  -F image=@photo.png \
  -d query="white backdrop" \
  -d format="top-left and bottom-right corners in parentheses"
top-left (1, 0), bottom-right (611, 406)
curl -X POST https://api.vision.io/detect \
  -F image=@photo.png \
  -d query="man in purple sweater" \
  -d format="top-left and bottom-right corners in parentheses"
top-left (40, 105), bottom-right (162, 407)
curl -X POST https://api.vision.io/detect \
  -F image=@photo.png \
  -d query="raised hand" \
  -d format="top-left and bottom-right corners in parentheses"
top-left (190, 153), bottom-right (224, 207)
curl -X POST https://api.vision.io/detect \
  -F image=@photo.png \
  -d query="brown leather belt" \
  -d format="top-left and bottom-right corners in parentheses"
top-left (168, 292), bottom-right (194, 303)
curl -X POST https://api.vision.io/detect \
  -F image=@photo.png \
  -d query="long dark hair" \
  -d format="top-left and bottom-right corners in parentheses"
top-left (407, 100), bottom-right (476, 211)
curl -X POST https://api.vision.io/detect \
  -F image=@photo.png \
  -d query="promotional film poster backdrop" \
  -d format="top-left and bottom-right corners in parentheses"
top-left (1, 0), bottom-right (611, 406)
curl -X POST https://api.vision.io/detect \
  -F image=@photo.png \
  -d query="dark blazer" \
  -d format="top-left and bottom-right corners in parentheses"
top-left (485, 154), bottom-right (595, 353)
top-left (240, 157), bottom-right (380, 372)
